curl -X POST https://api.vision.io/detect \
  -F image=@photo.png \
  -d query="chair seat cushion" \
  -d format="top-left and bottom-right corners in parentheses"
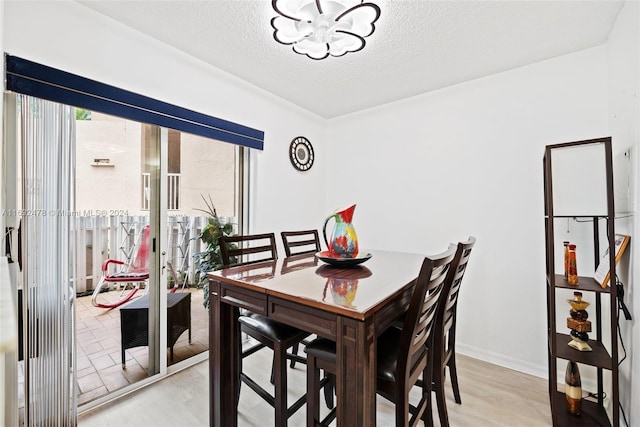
top-left (304, 338), bottom-right (337, 363)
top-left (239, 313), bottom-right (307, 343)
top-left (304, 326), bottom-right (403, 383)
top-left (106, 272), bottom-right (149, 281)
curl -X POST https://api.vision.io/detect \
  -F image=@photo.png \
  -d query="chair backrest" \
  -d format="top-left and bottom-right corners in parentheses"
top-left (437, 236), bottom-right (476, 355)
top-left (130, 225), bottom-right (151, 273)
top-left (398, 245), bottom-right (457, 383)
top-left (280, 229), bottom-right (321, 256)
top-left (219, 233), bottom-right (278, 267)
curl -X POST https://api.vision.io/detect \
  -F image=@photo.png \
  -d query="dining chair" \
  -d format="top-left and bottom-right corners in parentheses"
top-left (280, 229), bottom-right (321, 256)
top-left (219, 232), bottom-right (279, 267)
top-left (304, 245), bottom-right (457, 427)
top-left (280, 229), bottom-right (322, 370)
top-left (432, 236), bottom-right (476, 427)
top-left (218, 232), bottom-right (310, 426)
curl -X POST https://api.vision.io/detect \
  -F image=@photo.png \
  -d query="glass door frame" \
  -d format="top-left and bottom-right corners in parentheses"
top-left (146, 125), bottom-right (168, 377)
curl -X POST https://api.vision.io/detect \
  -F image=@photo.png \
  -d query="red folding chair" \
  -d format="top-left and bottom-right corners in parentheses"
top-left (91, 225), bottom-right (150, 308)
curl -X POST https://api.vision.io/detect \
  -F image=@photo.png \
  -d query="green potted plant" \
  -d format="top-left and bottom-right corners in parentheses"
top-left (192, 194), bottom-right (236, 309)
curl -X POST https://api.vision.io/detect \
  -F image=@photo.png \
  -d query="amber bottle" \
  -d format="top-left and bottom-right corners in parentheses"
top-left (567, 244), bottom-right (578, 285)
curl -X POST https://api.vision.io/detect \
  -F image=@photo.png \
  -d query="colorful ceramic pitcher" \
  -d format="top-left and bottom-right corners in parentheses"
top-left (323, 204), bottom-right (359, 258)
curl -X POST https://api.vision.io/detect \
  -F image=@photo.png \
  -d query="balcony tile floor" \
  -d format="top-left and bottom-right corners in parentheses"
top-left (74, 286), bottom-right (209, 406)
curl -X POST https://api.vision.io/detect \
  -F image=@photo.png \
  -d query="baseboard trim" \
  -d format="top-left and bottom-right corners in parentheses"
top-left (456, 342), bottom-right (547, 379)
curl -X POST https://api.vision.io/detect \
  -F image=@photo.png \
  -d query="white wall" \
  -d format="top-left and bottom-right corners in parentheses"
top-left (0, 0), bottom-right (3, 216)
top-left (608, 1), bottom-right (640, 423)
top-left (326, 47), bottom-right (609, 377)
top-left (323, 3), bottom-right (639, 419)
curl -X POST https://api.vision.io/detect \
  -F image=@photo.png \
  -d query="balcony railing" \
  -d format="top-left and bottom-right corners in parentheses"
top-left (73, 215), bottom-right (215, 294)
top-left (142, 172), bottom-right (181, 210)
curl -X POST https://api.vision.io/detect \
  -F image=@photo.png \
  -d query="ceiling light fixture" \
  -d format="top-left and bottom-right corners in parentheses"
top-left (271, 0), bottom-right (381, 60)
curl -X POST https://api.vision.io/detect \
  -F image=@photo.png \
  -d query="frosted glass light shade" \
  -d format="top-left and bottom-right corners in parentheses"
top-left (271, 0), bottom-right (381, 60)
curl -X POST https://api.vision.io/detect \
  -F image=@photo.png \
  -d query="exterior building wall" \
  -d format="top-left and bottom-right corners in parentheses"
top-left (76, 112), bottom-right (143, 214)
top-left (75, 112), bottom-right (236, 218)
top-left (180, 132), bottom-right (236, 218)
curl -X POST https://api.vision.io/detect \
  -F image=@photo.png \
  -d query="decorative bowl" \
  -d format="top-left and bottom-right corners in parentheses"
top-left (315, 251), bottom-right (372, 267)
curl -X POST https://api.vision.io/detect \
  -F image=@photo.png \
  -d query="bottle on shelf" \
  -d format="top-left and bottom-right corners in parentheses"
top-left (567, 244), bottom-right (578, 285)
top-left (565, 361), bottom-right (582, 415)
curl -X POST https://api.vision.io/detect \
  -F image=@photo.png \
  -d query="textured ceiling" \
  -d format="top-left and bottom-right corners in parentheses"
top-left (76, 0), bottom-right (625, 119)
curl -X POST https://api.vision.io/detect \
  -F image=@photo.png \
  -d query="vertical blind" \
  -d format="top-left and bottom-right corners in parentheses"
top-left (20, 95), bottom-right (77, 426)
top-left (5, 54), bottom-right (264, 150)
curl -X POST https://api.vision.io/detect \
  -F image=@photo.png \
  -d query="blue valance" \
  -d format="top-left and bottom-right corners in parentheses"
top-left (5, 54), bottom-right (264, 150)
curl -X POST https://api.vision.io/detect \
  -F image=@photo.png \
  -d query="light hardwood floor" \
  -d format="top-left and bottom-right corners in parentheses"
top-left (78, 348), bottom-right (552, 426)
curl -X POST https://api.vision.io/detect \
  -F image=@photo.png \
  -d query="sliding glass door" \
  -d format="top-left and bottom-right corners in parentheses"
top-left (5, 97), bottom-right (245, 419)
top-left (73, 111), bottom-right (242, 408)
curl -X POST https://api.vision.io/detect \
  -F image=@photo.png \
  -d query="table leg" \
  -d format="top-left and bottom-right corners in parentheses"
top-left (336, 317), bottom-right (376, 426)
top-left (209, 280), bottom-right (240, 427)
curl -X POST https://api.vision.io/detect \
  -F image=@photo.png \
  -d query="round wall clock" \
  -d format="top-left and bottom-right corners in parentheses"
top-left (289, 136), bottom-right (314, 171)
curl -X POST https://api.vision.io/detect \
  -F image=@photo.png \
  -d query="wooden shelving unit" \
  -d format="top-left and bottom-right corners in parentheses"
top-left (543, 137), bottom-right (619, 426)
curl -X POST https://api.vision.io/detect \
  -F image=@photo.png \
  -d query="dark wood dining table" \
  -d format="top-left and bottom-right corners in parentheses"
top-left (208, 249), bottom-right (427, 426)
